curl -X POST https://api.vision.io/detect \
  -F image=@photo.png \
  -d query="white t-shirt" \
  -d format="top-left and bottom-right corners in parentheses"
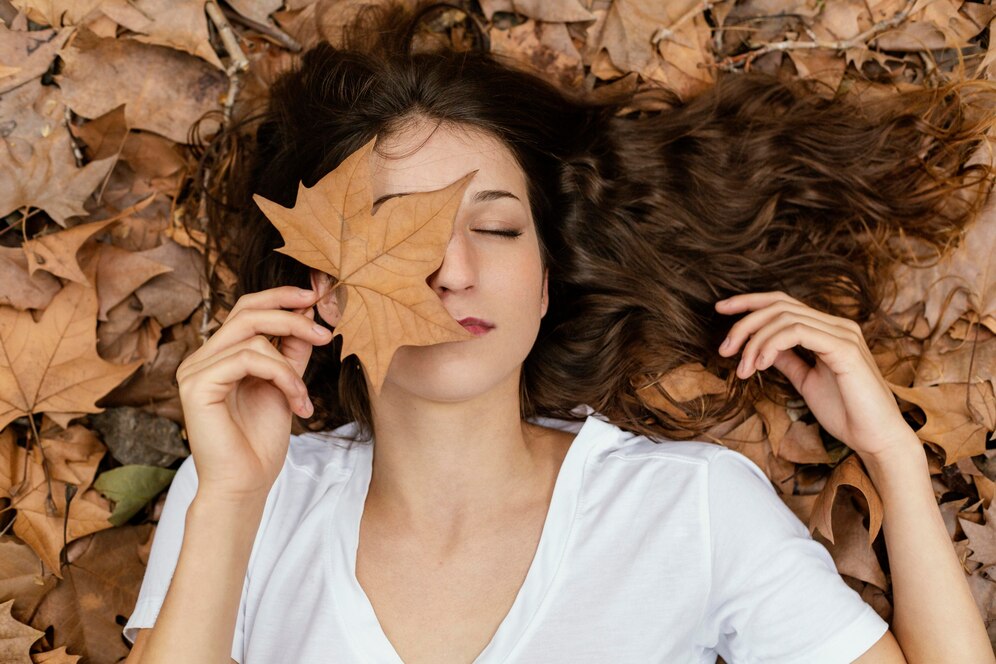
top-left (123, 410), bottom-right (888, 663)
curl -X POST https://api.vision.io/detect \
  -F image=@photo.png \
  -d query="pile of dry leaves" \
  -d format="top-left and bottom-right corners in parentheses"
top-left (0, 0), bottom-right (994, 661)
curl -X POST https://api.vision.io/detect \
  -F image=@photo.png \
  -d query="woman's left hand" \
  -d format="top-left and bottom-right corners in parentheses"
top-left (715, 290), bottom-right (918, 462)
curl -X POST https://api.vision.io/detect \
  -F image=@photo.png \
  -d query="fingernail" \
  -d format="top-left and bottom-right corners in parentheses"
top-left (720, 337), bottom-right (730, 351)
top-left (737, 358), bottom-right (745, 375)
top-left (299, 288), bottom-right (314, 297)
top-left (313, 324), bottom-right (330, 337)
top-left (302, 397), bottom-right (313, 416)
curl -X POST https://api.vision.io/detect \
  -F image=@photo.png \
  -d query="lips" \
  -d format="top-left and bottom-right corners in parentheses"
top-left (458, 317), bottom-right (494, 336)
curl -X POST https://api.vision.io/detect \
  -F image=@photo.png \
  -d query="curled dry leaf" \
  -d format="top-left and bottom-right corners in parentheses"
top-left (253, 137), bottom-right (475, 394)
top-left (810, 453), bottom-right (883, 547)
top-left (815, 488), bottom-right (888, 590)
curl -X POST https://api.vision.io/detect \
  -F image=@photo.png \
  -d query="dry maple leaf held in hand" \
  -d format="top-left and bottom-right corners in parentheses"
top-left (253, 137), bottom-right (474, 394)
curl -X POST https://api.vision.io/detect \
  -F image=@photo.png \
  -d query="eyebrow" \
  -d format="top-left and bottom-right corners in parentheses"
top-left (372, 189), bottom-right (521, 207)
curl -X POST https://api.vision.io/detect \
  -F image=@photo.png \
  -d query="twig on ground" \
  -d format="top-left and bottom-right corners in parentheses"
top-left (652, 0), bottom-right (714, 45)
top-left (710, 0), bottom-right (917, 72)
top-left (220, 5), bottom-right (302, 52)
top-left (205, 0), bottom-right (249, 122)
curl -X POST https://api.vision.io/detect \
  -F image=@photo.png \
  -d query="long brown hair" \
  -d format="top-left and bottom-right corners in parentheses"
top-left (196, 1), bottom-right (996, 443)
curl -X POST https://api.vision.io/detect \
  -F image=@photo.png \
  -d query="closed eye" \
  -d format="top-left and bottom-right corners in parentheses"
top-left (475, 229), bottom-right (523, 238)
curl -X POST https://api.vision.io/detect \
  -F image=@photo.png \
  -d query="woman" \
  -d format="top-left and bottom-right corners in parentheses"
top-left (122, 2), bottom-right (995, 662)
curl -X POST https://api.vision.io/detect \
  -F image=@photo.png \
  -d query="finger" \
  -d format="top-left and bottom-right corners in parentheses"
top-left (769, 348), bottom-right (812, 394)
top-left (181, 334), bottom-right (309, 395)
top-left (205, 307), bottom-right (332, 363)
top-left (743, 318), bottom-right (858, 379)
top-left (183, 347), bottom-right (313, 417)
top-left (719, 300), bottom-right (812, 357)
top-left (715, 290), bottom-right (802, 314)
top-left (737, 311), bottom-right (849, 378)
top-left (279, 306), bottom-right (324, 376)
top-left (228, 286), bottom-right (321, 320)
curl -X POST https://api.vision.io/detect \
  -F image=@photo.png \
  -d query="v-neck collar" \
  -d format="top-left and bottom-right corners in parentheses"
top-left (327, 414), bottom-right (605, 663)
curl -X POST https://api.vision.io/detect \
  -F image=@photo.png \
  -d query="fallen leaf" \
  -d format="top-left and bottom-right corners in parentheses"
top-left (22, 219), bottom-right (117, 285)
top-left (585, 0), bottom-right (702, 75)
top-left (0, 598), bottom-right (44, 664)
top-left (131, 239), bottom-right (205, 327)
top-left (634, 362), bottom-right (727, 418)
top-left (36, 423), bottom-right (106, 493)
top-left (9, 0), bottom-right (109, 27)
top-left (0, 24), bottom-right (71, 95)
top-left (810, 454), bottom-right (883, 547)
top-left (99, 0), bottom-right (223, 70)
top-left (32, 524), bottom-right (152, 662)
top-left (490, 20), bottom-right (584, 89)
top-left (0, 436), bottom-right (113, 578)
top-left (0, 271), bottom-right (142, 432)
top-left (93, 465), bottom-right (175, 526)
top-left (94, 243), bottom-right (173, 322)
top-left (226, 0), bottom-right (283, 24)
top-left (0, 84), bottom-right (116, 226)
top-left (777, 420), bottom-right (832, 465)
top-left (889, 197), bottom-right (996, 340)
top-left (815, 488), bottom-right (888, 590)
top-left (479, 0), bottom-right (594, 22)
top-left (889, 381), bottom-right (993, 465)
top-left (55, 29), bottom-right (226, 144)
top-left (0, 247), bottom-right (61, 311)
top-left (95, 296), bottom-right (162, 365)
top-left (32, 646), bottom-right (82, 663)
top-left (0, 535), bottom-right (57, 624)
top-left (961, 497), bottom-right (996, 572)
top-left (253, 137), bottom-right (475, 394)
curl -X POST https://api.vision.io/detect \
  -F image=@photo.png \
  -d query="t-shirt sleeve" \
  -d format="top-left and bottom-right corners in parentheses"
top-left (699, 449), bottom-right (889, 664)
top-left (121, 454), bottom-right (248, 663)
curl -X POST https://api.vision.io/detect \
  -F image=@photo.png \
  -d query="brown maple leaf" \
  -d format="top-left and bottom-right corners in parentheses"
top-left (960, 500), bottom-right (996, 572)
top-left (0, 268), bottom-right (142, 431)
top-left (253, 137), bottom-right (475, 394)
top-left (0, 435), bottom-right (113, 579)
top-left (32, 524), bottom-right (152, 661)
top-left (0, 598), bottom-right (44, 664)
top-left (888, 381), bottom-right (994, 465)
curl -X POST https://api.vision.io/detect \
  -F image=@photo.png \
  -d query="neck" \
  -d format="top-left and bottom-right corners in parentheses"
top-left (364, 370), bottom-right (556, 541)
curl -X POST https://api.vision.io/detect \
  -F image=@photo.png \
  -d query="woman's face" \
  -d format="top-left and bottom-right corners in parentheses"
top-left (313, 120), bottom-right (548, 404)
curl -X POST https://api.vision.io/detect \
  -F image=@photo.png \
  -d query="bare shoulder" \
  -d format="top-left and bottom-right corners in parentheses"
top-left (852, 630), bottom-right (906, 663)
top-left (124, 628), bottom-right (239, 664)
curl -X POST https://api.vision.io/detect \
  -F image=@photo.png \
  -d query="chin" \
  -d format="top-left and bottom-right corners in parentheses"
top-left (382, 344), bottom-right (522, 403)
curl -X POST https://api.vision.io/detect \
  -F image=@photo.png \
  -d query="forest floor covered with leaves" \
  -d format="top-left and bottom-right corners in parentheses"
top-left (1, 0), bottom-right (995, 661)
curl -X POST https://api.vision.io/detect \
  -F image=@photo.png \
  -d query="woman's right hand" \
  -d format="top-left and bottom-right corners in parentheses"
top-left (175, 286), bottom-right (332, 501)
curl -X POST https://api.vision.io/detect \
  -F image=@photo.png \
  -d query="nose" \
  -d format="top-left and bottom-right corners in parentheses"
top-left (427, 229), bottom-right (476, 296)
